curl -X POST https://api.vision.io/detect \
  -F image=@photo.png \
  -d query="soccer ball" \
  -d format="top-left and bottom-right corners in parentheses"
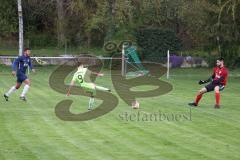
top-left (132, 100), bottom-right (140, 109)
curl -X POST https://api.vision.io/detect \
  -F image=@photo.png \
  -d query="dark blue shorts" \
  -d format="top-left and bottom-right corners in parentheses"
top-left (17, 72), bottom-right (28, 83)
top-left (205, 83), bottom-right (225, 92)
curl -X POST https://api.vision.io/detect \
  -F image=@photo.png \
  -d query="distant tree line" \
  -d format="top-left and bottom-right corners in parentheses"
top-left (0, 0), bottom-right (239, 66)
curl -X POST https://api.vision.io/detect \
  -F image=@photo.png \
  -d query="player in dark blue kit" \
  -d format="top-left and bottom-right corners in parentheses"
top-left (4, 48), bottom-right (35, 101)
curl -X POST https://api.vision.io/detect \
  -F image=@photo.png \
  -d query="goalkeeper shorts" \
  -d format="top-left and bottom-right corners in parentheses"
top-left (205, 83), bottom-right (225, 92)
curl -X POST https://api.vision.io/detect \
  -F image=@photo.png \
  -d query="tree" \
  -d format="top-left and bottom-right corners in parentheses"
top-left (216, 0), bottom-right (240, 66)
top-left (0, 0), bottom-right (18, 42)
top-left (56, 0), bottom-right (66, 48)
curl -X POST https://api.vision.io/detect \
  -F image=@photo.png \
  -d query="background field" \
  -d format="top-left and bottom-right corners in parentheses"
top-left (0, 66), bottom-right (240, 160)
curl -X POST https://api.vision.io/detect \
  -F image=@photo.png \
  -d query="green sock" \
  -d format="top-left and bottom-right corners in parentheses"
top-left (88, 97), bottom-right (94, 109)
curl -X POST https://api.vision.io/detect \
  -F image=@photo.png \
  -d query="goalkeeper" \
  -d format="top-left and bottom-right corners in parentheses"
top-left (188, 58), bottom-right (228, 109)
top-left (66, 63), bottom-right (111, 110)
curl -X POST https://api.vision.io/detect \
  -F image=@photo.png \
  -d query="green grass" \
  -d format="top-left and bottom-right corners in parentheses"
top-left (0, 66), bottom-right (240, 160)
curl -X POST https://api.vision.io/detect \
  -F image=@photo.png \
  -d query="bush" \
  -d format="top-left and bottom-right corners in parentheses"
top-left (205, 44), bottom-right (240, 68)
top-left (221, 45), bottom-right (240, 68)
top-left (27, 33), bottom-right (57, 48)
top-left (135, 27), bottom-right (182, 61)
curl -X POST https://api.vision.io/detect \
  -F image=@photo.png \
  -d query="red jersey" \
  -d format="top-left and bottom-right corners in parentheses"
top-left (212, 66), bottom-right (228, 86)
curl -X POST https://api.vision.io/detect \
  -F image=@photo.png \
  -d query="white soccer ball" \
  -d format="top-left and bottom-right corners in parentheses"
top-left (132, 101), bottom-right (140, 109)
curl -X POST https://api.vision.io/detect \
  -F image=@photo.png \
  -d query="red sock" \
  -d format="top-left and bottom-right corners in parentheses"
top-left (195, 94), bottom-right (202, 105)
top-left (215, 92), bottom-right (220, 105)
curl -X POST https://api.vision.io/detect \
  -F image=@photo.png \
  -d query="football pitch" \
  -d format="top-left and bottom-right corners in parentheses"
top-left (0, 66), bottom-right (240, 160)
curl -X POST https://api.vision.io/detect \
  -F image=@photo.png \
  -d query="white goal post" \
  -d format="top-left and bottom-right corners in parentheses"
top-left (120, 45), bottom-right (171, 79)
top-left (167, 50), bottom-right (170, 79)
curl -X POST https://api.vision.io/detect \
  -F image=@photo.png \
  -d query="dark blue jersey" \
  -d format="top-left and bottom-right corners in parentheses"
top-left (12, 55), bottom-right (33, 74)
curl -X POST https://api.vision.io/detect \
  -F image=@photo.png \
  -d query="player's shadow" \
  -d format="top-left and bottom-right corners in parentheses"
top-left (49, 58), bottom-right (118, 121)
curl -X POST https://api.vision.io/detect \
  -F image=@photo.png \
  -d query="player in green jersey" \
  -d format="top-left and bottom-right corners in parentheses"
top-left (66, 63), bottom-right (111, 110)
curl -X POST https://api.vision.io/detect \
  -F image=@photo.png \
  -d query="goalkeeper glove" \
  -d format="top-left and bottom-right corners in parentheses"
top-left (198, 80), bottom-right (207, 85)
top-left (198, 77), bottom-right (212, 85)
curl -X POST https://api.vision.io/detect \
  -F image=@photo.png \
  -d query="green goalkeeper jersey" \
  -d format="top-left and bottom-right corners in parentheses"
top-left (72, 67), bottom-right (88, 84)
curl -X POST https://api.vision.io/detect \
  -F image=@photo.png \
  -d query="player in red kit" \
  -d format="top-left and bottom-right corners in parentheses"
top-left (188, 58), bottom-right (228, 109)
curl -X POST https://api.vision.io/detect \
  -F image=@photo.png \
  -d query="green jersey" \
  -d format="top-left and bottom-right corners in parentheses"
top-left (71, 67), bottom-right (109, 96)
top-left (72, 67), bottom-right (88, 84)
